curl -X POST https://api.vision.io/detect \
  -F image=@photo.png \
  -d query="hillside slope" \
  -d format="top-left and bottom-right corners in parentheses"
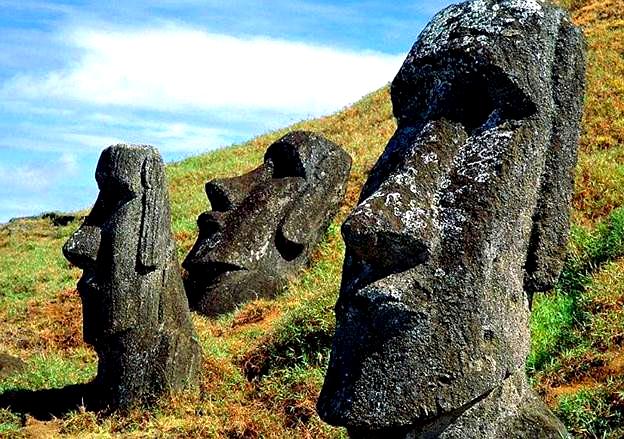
top-left (1, 0), bottom-right (623, 437)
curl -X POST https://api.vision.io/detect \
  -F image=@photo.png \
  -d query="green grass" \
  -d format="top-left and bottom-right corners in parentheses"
top-left (0, 221), bottom-right (77, 304)
top-left (556, 382), bottom-right (624, 439)
top-left (0, 350), bottom-right (96, 394)
top-left (529, 206), bottom-right (624, 371)
top-left (530, 233), bottom-right (624, 437)
top-left (0, 409), bottom-right (22, 437)
top-left (241, 224), bottom-right (343, 381)
top-left (529, 290), bottom-right (580, 372)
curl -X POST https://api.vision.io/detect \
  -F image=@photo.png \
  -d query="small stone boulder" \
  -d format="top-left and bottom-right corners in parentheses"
top-left (63, 144), bottom-right (202, 410)
top-left (183, 131), bottom-right (352, 316)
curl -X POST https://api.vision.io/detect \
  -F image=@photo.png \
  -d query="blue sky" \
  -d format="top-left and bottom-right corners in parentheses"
top-left (0, 0), bottom-right (454, 223)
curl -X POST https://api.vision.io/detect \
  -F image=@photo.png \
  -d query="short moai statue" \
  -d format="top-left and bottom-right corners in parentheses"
top-left (64, 144), bottom-right (201, 410)
top-left (183, 131), bottom-right (352, 316)
top-left (318, 0), bottom-right (585, 437)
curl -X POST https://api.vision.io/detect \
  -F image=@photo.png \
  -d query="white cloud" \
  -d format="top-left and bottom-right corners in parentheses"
top-left (136, 121), bottom-right (234, 151)
top-left (3, 25), bottom-right (403, 115)
top-left (60, 119), bottom-right (236, 153)
top-left (0, 112), bottom-right (239, 155)
top-left (58, 152), bottom-right (79, 172)
top-left (0, 153), bottom-right (80, 192)
top-left (59, 133), bottom-right (123, 149)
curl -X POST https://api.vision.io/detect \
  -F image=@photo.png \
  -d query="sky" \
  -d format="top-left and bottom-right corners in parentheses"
top-left (0, 0), bottom-right (455, 224)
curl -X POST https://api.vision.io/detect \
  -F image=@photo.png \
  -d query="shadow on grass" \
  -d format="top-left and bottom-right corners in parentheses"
top-left (0, 383), bottom-right (100, 420)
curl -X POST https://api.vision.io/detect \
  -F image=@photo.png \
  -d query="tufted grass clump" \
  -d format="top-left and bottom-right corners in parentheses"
top-left (0, 409), bottom-right (21, 436)
top-left (556, 382), bottom-right (624, 439)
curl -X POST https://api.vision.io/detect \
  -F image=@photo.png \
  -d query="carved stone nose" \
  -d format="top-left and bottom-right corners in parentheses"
top-left (342, 204), bottom-right (430, 274)
top-left (182, 212), bottom-right (224, 272)
top-left (205, 179), bottom-right (240, 212)
top-left (63, 224), bottom-right (101, 269)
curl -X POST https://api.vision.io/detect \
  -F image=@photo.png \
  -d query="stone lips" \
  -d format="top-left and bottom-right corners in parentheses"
top-left (183, 131), bottom-right (352, 316)
top-left (318, 0), bottom-right (585, 436)
top-left (63, 144), bottom-right (201, 410)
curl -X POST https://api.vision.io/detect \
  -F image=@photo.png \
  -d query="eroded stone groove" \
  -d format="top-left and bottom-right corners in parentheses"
top-left (64, 144), bottom-right (201, 410)
top-left (318, 0), bottom-right (585, 437)
top-left (183, 131), bottom-right (352, 316)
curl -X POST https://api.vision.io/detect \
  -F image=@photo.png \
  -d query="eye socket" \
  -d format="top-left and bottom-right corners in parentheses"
top-left (394, 58), bottom-right (537, 132)
top-left (204, 167), bottom-right (270, 212)
top-left (437, 72), bottom-right (496, 131)
top-left (265, 142), bottom-right (306, 179)
top-left (430, 69), bottom-right (536, 133)
top-left (83, 185), bottom-right (136, 228)
top-left (96, 171), bottom-right (138, 204)
top-left (101, 185), bottom-right (136, 210)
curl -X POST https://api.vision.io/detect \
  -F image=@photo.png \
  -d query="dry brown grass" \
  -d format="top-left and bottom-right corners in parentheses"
top-left (571, 0), bottom-right (624, 226)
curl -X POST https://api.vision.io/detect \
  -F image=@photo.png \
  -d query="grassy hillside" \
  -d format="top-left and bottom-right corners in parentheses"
top-left (1, 0), bottom-right (622, 437)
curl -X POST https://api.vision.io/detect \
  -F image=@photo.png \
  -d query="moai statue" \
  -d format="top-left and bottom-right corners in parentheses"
top-left (184, 131), bottom-right (352, 316)
top-left (64, 144), bottom-right (201, 410)
top-left (318, 0), bottom-right (585, 437)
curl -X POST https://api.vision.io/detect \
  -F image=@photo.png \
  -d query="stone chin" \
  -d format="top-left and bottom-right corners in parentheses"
top-left (319, 261), bottom-right (530, 430)
top-left (186, 267), bottom-right (281, 316)
top-left (77, 277), bottom-right (143, 344)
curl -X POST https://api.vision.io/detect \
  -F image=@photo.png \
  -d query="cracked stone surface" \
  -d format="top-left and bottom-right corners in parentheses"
top-left (64, 144), bottom-right (201, 410)
top-left (318, 0), bottom-right (584, 436)
top-left (183, 131), bottom-right (352, 316)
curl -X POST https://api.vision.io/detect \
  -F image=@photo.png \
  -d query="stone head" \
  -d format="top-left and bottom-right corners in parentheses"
top-left (63, 144), bottom-right (171, 345)
top-left (318, 0), bottom-right (585, 433)
top-left (183, 131), bottom-right (351, 316)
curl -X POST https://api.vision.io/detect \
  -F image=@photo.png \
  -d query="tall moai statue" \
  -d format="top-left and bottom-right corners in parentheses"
top-left (318, 0), bottom-right (585, 437)
top-left (184, 131), bottom-right (352, 316)
top-left (64, 144), bottom-right (202, 410)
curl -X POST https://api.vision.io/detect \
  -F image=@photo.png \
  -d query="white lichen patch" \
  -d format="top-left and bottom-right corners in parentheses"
top-left (454, 127), bottom-right (515, 184)
top-left (422, 152), bottom-right (439, 165)
top-left (469, 0), bottom-right (489, 15)
top-left (360, 283), bottom-right (406, 304)
top-left (251, 240), bottom-right (270, 261)
top-left (440, 206), bottom-right (467, 237)
top-left (506, 0), bottom-right (544, 17)
top-left (385, 192), bottom-right (401, 206)
top-left (383, 190), bottom-right (431, 231)
top-left (402, 203), bottom-right (429, 230)
top-left (415, 0), bottom-right (545, 59)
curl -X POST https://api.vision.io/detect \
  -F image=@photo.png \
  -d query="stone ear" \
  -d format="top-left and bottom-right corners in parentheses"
top-left (523, 18), bottom-right (586, 295)
top-left (138, 153), bottom-right (167, 270)
top-left (279, 146), bottom-right (351, 259)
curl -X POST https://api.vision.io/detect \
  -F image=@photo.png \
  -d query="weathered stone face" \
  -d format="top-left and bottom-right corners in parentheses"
top-left (318, 0), bottom-right (584, 435)
top-left (183, 131), bottom-right (351, 316)
top-left (63, 144), bottom-right (201, 410)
